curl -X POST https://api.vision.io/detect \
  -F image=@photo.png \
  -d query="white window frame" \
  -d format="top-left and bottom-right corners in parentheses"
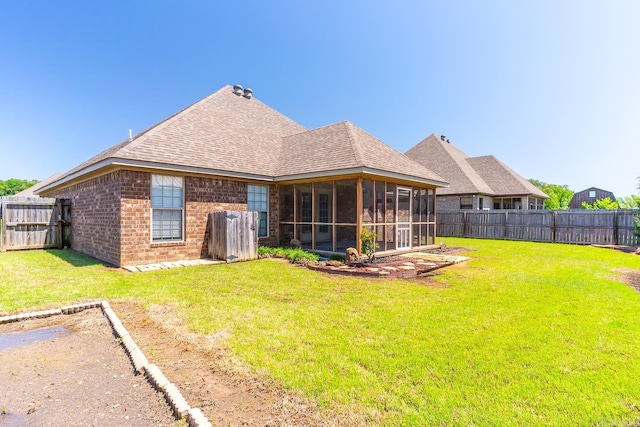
top-left (151, 175), bottom-right (184, 242)
top-left (248, 184), bottom-right (269, 238)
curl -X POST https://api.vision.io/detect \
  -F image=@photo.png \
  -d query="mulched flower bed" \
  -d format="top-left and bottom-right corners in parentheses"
top-left (307, 246), bottom-right (470, 278)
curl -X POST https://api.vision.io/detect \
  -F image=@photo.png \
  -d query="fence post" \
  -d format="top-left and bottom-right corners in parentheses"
top-left (463, 211), bottom-right (467, 238)
top-left (552, 211), bottom-right (557, 243)
top-left (613, 210), bottom-right (617, 245)
top-left (0, 197), bottom-right (5, 251)
top-left (504, 211), bottom-right (508, 239)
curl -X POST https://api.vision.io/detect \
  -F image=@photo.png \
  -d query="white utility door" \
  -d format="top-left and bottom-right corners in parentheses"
top-left (396, 187), bottom-right (411, 249)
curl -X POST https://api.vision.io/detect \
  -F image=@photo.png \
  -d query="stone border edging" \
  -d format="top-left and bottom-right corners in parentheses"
top-left (0, 301), bottom-right (212, 427)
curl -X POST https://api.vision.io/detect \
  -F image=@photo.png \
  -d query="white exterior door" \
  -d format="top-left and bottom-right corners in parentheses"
top-left (396, 187), bottom-right (411, 250)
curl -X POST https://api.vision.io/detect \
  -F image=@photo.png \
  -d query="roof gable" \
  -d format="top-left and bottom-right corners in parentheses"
top-left (466, 156), bottom-right (547, 198)
top-left (55, 85), bottom-right (307, 182)
top-left (278, 122), bottom-right (447, 184)
top-left (405, 134), bottom-right (548, 198)
top-left (405, 134), bottom-right (493, 195)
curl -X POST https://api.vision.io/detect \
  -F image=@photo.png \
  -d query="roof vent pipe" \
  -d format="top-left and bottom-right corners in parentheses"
top-left (233, 84), bottom-right (243, 96)
top-left (243, 87), bottom-right (253, 99)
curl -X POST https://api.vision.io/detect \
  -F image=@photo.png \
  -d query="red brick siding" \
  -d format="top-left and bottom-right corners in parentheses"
top-left (47, 170), bottom-right (280, 267)
top-left (119, 173), bottom-right (251, 266)
top-left (48, 171), bottom-right (122, 266)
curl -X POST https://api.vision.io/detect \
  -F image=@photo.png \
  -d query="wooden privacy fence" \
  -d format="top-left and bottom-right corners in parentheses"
top-left (437, 209), bottom-right (639, 246)
top-left (208, 210), bottom-right (258, 262)
top-left (0, 197), bottom-right (71, 251)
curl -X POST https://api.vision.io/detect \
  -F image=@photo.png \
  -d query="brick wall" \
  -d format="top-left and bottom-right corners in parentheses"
top-left (119, 172), bottom-right (252, 266)
top-left (48, 169), bottom-right (283, 267)
top-left (48, 171), bottom-right (122, 266)
top-left (437, 195), bottom-right (464, 210)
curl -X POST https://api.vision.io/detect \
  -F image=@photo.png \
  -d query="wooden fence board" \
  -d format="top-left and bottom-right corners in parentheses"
top-left (208, 211), bottom-right (258, 262)
top-left (0, 197), bottom-right (70, 251)
top-left (437, 209), bottom-right (639, 246)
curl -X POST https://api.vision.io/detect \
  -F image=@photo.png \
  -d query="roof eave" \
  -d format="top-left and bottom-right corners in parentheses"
top-left (274, 167), bottom-right (449, 188)
top-left (37, 158), bottom-right (275, 193)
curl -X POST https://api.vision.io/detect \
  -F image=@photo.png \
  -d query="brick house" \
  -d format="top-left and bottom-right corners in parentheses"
top-left (405, 134), bottom-right (547, 210)
top-left (39, 85), bottom-right (448, 267)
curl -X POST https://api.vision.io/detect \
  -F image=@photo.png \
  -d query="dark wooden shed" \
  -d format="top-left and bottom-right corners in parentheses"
top-left (569, 187), bottom-right (616, 209)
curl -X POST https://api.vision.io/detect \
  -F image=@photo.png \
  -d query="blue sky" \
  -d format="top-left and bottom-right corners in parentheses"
top-left (1, 1), bottom-right (639, 197)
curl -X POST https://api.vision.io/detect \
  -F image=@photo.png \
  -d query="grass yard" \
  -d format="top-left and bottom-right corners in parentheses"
top-left (2, 238), bottom-right (640, 426)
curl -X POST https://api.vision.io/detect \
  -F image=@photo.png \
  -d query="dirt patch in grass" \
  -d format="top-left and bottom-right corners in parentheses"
top-left (0, 303), bottom-right (340, 426)
top-left (111, 301), bottom-right (333, 426)
top-left (619, 269), bottom-right (640, 293)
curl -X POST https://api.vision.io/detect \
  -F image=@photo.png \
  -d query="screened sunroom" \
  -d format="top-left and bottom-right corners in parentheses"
top-left (278, 177), bottom-right (437, 255)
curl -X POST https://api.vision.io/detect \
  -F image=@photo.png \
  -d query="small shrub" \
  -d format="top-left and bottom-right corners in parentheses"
top-left (360, 227), bottom-right (378, 263)
top-left (258, 246), bottom-right (319, 265)
top-left (285, 248), bottom-right (319, 265)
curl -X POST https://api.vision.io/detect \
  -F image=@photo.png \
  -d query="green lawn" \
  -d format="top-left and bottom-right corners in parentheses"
top-left (2, 238), bottom-right (640, 426)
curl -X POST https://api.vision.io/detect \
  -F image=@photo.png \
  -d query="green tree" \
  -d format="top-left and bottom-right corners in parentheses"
top-left (528, 179), bottom-right (574, 210)
top-left (581, 197), bottom-right (619, 210)
top-left (617, 195), bottom-right (640, 209)
top-left (0, 178), bottom-right (39, 196)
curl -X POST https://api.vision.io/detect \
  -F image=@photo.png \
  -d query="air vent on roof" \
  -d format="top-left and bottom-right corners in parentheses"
top-left (233, 84), bottom-right (243, 96)
top-left (440, 135), bottom-right (446, 141)
top-left (243, 87), bottom-right (253, 99)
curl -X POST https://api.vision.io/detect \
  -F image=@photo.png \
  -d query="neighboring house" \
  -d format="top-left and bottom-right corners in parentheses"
top-left (14, 173), bottom-right (62, 197)
top-left (38, 84), bottom-right (448, 267)
top-left (405, 134), bottom-right (547, 210)
top-left (569, 187), bottom-right (616, 209)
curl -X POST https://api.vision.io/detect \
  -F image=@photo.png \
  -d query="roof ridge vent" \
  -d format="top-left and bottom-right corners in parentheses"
top-left (243, 87), bottom-right (253, 99)
top-left (233, 84), bottom-right (243, 96)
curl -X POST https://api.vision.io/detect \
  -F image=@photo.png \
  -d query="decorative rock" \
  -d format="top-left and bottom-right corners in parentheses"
top-left (346, 247), bottom-right (359, 262)
top-left (290, 238), bottom-right (302, 248)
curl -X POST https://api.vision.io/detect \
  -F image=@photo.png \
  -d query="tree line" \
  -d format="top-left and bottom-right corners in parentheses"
top-left (0, 178), bottom-right (39, 196)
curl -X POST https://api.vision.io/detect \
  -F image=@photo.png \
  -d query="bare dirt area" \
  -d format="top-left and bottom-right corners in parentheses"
top-left (0, 309), bottom-right (178, 427)
top-left (619, 269), bottom-right (640, 293)
top-left (112, 301), bottom-right (332, 427)
top-left (1, 303), bottom-right (335, 427)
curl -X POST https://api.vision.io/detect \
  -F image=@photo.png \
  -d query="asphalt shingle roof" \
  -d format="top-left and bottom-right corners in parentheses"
top-left (45, 85), bottom-right (447, 191)
top-left (277, 121), bottom-right (446, 183)
top-left (405, 133), bottom-right (547, 198)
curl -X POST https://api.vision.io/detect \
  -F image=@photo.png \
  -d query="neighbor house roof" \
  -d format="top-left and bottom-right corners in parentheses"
top-left (15, 173), bottom-right (62, 196)
top-left (405, 134), bottom-right (547, 198)
top-left (39, 85), bottom-right (448, 193)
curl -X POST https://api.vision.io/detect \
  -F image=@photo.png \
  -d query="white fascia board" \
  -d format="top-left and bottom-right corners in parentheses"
top-left (37, 158), bottom-right (274, 193)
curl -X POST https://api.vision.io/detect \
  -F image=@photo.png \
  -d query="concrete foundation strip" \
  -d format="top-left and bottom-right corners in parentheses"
top-left (0, 301), bottom-right (213, 427)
